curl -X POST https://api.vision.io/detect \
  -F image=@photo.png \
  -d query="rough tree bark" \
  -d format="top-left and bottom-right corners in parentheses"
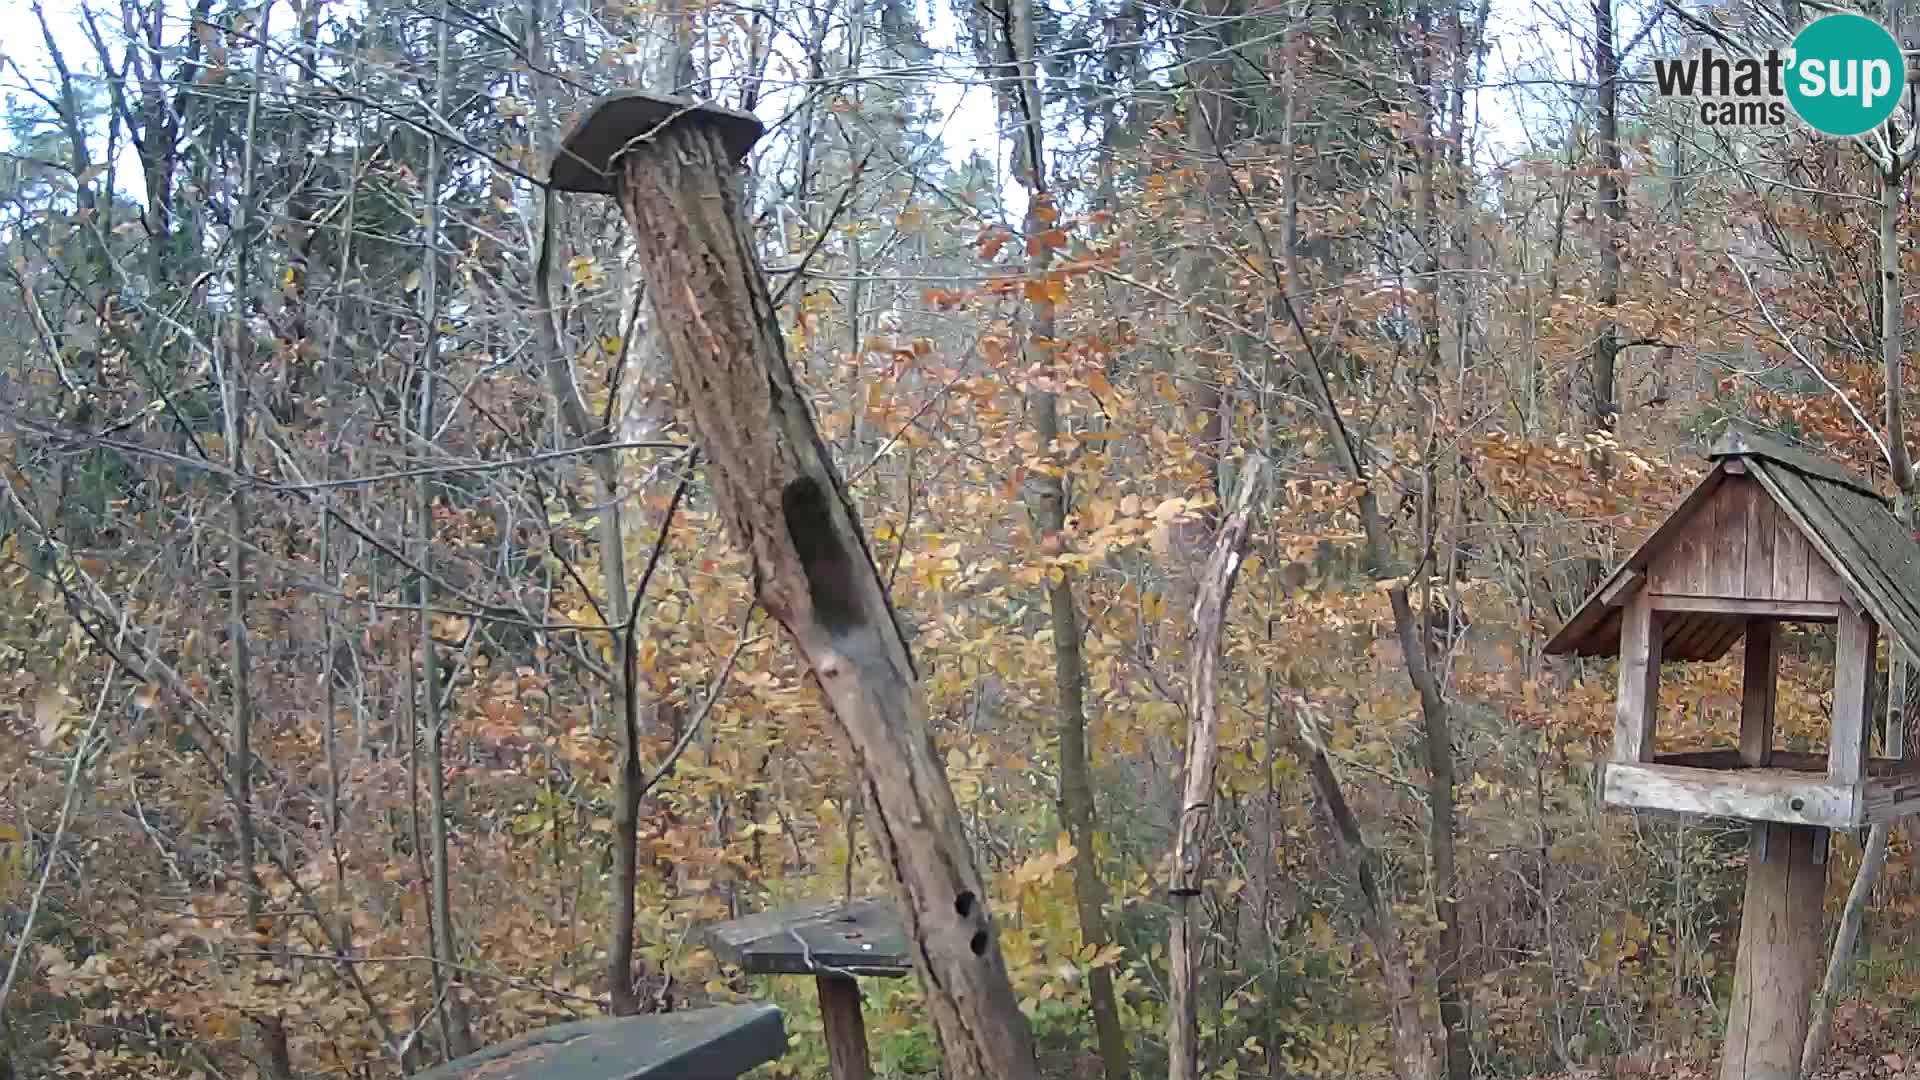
top-left (1166, 461), bottom-right (1266, 1080)
top-left (592, 109), bottom-right (1039, 1080)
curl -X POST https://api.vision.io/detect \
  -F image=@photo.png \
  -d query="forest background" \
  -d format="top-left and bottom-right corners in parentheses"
top-left (4, 0), bottom-right (1920, 1076)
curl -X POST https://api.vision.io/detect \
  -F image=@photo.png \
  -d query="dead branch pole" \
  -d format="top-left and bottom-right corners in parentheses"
top-left (549, 94), bottom-right (1039, 1080)
top-left (1165, 459), bottom-right (1265, 1080)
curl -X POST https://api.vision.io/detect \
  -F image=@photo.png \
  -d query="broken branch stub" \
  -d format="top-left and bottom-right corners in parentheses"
top-left (553, 95), bottom-right (1039, 1080)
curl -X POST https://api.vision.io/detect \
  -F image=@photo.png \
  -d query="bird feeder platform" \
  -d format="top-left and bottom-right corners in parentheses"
top-left (411, 1004), bottom-right (785, 1080)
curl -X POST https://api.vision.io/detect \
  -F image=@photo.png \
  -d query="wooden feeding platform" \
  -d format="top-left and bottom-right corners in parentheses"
top-left (1546, 426), bottom-right (1920, 1080)
top-left (411, 1004), bottom-right (785, 1080)
top-left (705, 900), bottom-right (912, 1080)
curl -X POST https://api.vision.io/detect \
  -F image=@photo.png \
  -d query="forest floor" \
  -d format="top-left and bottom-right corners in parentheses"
top-left (1555, 1003), bottom-right (1920, 1079)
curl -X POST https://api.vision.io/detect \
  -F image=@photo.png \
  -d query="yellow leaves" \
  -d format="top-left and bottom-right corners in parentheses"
top-left (946, 745), bottom-right (987, 803)
top-left (1141, 591), bottom-right (1166, 622)
top-left (568, 255), bottom-right (603, 288)
top-left (1150, 496), bottom-right (1193, 523)
top-left (1011, 831), bottom-right (1078, 887)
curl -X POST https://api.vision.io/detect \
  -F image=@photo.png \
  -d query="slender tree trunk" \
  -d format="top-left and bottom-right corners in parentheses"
top-left (1176, 0), bottom-right (1238, 525)
top-left (1277, 172), bottom-right (1441, 1080)
top-left (223, 7), bottom-right (289, 1074)
top-left (1588, 0), bottom-right (1622, 478)
top-left (417, 4), bottom-right (474, 1057)
top-left (999, 2), bottom-right (1127, 1076)
top-left (226, 4), bottom-right (266, 940)
top-left (1566, 0), bottom-right (1624, 597)
top-left (1411, 9), bottom-right (1469, 1075)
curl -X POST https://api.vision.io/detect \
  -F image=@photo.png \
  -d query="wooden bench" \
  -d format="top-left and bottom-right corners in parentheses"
top-left (413, 1003), bottom-right (785, 1080)
top-left (705, 900), bottom-right (911, 1080)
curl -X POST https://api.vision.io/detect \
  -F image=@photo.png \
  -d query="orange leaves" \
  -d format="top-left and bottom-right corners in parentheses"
top-left (924, 285), bottom-right (975, 310)
top-left (1027, 227), bottom-right (1070, 256)
top-left (1022, 275), bottom-right (1068, 305)
top-left (974, 226), bottom-right (1013, 260)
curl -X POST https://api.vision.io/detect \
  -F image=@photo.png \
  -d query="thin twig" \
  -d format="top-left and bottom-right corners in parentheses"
top-left (635, 619), bottom-right (764, 805)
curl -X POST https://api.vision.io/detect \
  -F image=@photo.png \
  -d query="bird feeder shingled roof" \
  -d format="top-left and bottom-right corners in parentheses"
top-left (1544, 425), bottom-right (1920, 671)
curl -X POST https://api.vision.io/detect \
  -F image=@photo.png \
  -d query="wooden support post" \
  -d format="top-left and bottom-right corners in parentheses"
top-left (1615, 587), bottom-right (1662, 762)
top-left (1742, 619), bottom-right (1777, 767)
top-left (1721, 822), bottom-right (1828, 1080)
top-left (815, 976), bottom-right (873, 1080)
top-left (551, 94), bottom-right (1038, 1080)
top-left (1831, 608), bottom-right (1877, 785)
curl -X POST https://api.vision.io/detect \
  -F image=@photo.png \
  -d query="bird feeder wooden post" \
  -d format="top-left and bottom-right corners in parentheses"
top-left (1547, 427), bottom-right (1920, 1080)
top-left (546, 92), bottom-right (1039, 1080)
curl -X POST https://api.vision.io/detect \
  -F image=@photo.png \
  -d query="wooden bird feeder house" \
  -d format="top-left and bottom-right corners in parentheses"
top-left (1546, 426), bottom-right (1920, 1080)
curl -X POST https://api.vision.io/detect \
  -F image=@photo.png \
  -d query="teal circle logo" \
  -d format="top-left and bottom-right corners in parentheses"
top-left (1786, 13), bottom-right (1905, 136)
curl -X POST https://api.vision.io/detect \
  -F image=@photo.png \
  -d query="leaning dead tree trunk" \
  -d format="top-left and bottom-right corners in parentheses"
top-left (1165, 460), bottom-right (1264, 1080)
top-left (549, 94), bottom-right (1039, 1080)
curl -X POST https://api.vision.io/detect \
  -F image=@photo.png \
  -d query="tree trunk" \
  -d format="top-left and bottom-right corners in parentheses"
top-left (1302, 713), bottom-right (1438, 1080)
top-left (999, 0), bottom-right (1128, 1074)
top-left (1410, 9), bottom-right (1470, 1076)
top-left (605, 115), bottom-right (1039, 1080)
top-left (417, 4), bottom-right (474, 1057)
top-left (1176, 0), bottom-right (1238, 526)
top-left (1588, 0), bottom-right (1622, 465)
top-left (1166, 462), bottom-right (1265, 1080)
